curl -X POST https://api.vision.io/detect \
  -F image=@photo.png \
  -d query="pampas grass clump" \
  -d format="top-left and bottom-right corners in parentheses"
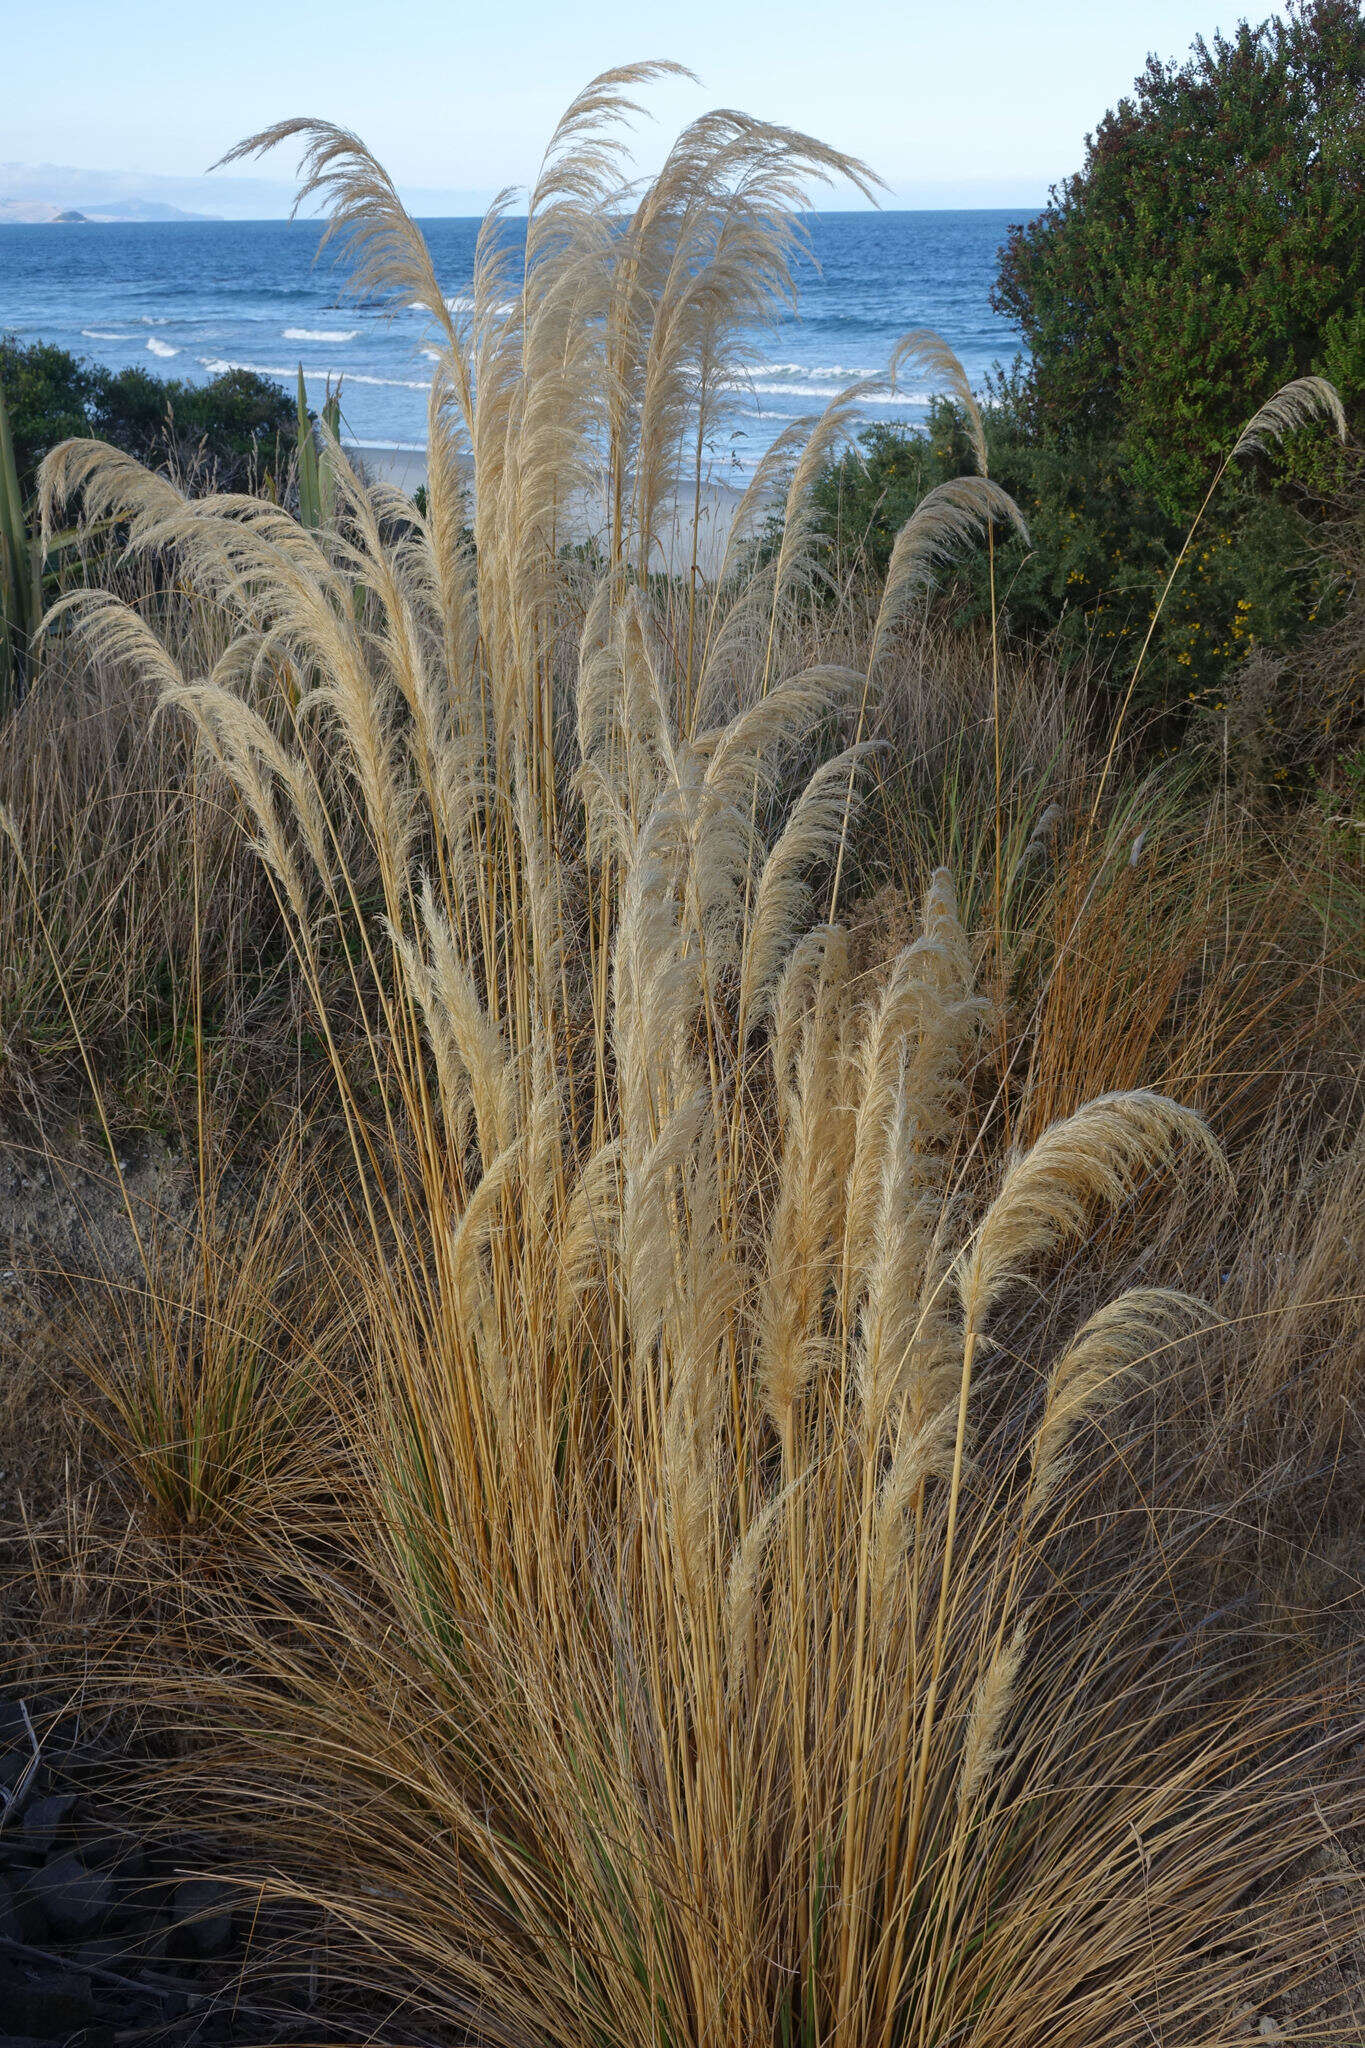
top-left (37, 67), bottom-right (1361, 2047)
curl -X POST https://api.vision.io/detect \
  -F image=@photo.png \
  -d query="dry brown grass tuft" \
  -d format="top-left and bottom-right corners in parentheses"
top-left (0, 609), bottom-right (293, 1133)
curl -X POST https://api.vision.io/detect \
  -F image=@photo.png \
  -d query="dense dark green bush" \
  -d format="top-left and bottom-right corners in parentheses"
top-left (0, 336), bottom-right (298, 497)
top-left (90, 363), bottom-right (298, 492)
top-left (815, 397), bottom-right (1338, 707)
top-left (992, 0), bottom-right (1365, 515)
top-left (0, 338), bottom-right (93, 492)
top-left (813, 1), bottom-right (1362, 730)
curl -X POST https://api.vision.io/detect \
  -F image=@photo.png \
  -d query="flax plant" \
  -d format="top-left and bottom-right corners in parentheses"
top-left (0, 373), bottom-right (43, 710)
top-left (40, 69), bottom-right (1360, 2048)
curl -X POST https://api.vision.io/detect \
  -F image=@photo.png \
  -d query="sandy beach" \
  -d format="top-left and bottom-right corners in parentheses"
top-left (347, 441), bottom-right (748, 579)
top-left (349, 443), bottom-right (430, 496)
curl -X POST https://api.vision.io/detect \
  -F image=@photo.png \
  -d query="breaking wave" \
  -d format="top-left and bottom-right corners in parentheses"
top-left (199, 358), bottom-right (432, 392)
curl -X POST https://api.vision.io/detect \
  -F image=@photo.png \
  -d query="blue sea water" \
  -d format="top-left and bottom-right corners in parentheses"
top-left (0, 212), bottom-right (1028, 476)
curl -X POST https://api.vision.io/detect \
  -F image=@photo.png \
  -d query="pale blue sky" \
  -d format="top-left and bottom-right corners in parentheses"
top-left (9, 0), bottom-right (1289, 211)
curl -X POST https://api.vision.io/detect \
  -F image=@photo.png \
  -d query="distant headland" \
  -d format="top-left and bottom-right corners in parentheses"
top-left (0, 196), bottom-right (213, 224)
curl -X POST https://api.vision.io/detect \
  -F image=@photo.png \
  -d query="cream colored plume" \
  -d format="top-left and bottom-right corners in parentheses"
top-left (738, 742), bottom-right (879, 1024)
top-left (157, 676), bottom-right (330, 930)
top-left (391, 879), bottom-right (515, 1165)
top-left (957, 1623), bottom-right (1026, 1810)
top-left (889, 329), bottom-right (990, 477)
top-left (757, 933), bottom-right (852, 1442)
top-left (1232, 375), bottom-right (1346, 460)
top-left (846, 870), bottom-right (985, 1291)
top-left (603, 102), bottom-right (880, 570)
top-left (700, 664), bottom-right (861, 808)
top-left (214, 113), bottom-right (481, 408)
top-left (869, 1402), bottom-right (960, 1626)
top-left (40, 439), bottom-right (185, 550)
top-left (619, 1091), bottom-right (709, 1356)
top-left (724, 1471), bottom-right (804, 1661)
top-left (554, 1140), bottom-right (623, 1339)
top-left (771, 923), bottom-right (850, 1121)
top-left (957, 1092), bottom-right (1226, 1336)
top-left (1027, 1287), bottom-right (1211, 1522)
top-left (869, 476), bottom-right (1028, 677)
top-left (855, 1062), bottom-right (960, 1443)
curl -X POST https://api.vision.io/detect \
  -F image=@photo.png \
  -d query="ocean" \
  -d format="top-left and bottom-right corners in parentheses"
top-left (0, 212), bottom-right (1028, 477)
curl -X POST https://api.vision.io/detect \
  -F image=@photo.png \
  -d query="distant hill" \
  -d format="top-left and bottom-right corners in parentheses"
top-left (0, 158), bottom-right (498, 222)
top-left (0, 194), bottom-right (212, 223)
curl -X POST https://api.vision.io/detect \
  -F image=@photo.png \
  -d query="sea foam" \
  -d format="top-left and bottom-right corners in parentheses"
top-left (146, 337), bottom-right (179, 358)
top-left (283, 327), bottom-right (359, 342)
top-left (753, 361), bottom-right (879, 380)
top-left (343, 438), bottom-right (428, 452)
top-left (406, 295), bottom-right (516, 316)
top-left (200, 358), bottom-right (432, 392)
top-left (745, 379), bottom-right (930, 405)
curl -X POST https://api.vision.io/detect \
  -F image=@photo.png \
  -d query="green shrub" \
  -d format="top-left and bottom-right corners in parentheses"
top-left (0, 337), bottom-right (94, 493)
top-left (812, 2), bottom-right (1362, 727)
top-left (814, 396), bottom-right (1337, 710)
top-left (992, 0), bottom-right (1365, 516)
top-left (0, 335), bottom-right (298, 498)
top-left (91, 362), bottom-right (297, 492)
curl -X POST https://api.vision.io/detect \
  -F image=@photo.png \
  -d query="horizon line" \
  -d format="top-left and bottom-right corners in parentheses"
top-left (3, 200), bottom-right (1043, 225)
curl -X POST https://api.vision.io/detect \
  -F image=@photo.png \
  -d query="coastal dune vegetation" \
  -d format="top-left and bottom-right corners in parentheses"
top-left (3, 57), bottom-right (1363, 2047)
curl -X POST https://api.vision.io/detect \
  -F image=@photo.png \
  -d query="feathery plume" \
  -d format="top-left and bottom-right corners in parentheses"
top-left (957, 1092), bottom-right (1226, 1336)
top-left (1232, 375), bottom-right (1346, 460)
top-left (1027, 1288), bottom-right (1211, 1522)
top-left (869, 1403), bottom-right (959, 1626)
top-left (889, 329), bottom-right (990, 476)
top-left (957, 1623), bottom-right (1026, 1810)
top-left (724, 1472), bottom-right (804, 1663)
top-left (869, 476), bottom-right (1027, 677)
top-left (739, 743), bottom-right (878, 1024)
